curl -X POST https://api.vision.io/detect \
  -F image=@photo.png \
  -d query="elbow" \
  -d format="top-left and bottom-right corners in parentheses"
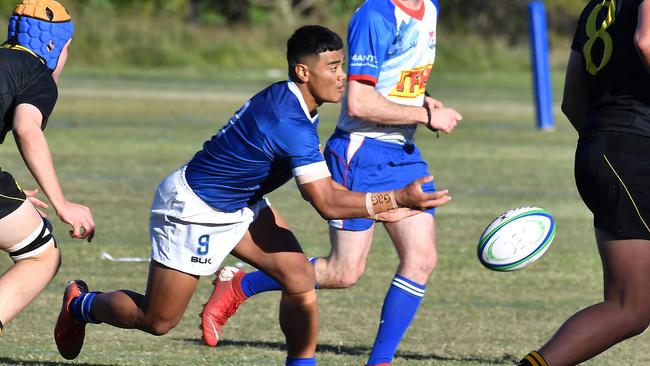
top-left (316, 207), bottom-right (338, 221)
top-left (310, 199), bottom-right (339, 220)
top-left (13, 124), bottom-right (40, 141)
top-left (346, 98), bottom-right (365, 119)
top-left (636, 35), bottom-right (650, 63)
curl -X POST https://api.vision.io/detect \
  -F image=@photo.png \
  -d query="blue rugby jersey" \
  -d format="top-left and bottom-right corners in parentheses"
top-left (185, 81), bottom-right (329, 212)
top-left (337, 0), bottom-right (439, 144)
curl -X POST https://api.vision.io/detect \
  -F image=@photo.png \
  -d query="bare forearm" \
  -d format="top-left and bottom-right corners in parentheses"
top-left (14, 130), bottom-right (67, 209)
top-left (313, 190), bottom-right (370, 220)
top-left (347, 82), bottom-right (428, 125)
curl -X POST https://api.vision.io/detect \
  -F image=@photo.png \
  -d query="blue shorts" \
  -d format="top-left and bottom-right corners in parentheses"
top-left (324, 129), bottom-right (436, 231)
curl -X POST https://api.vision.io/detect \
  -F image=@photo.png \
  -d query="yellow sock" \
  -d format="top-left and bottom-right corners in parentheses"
top-left (518, 351), bottom-right (549, 366)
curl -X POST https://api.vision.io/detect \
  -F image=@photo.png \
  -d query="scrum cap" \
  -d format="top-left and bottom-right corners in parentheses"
top-left (6, 0), bottom-right (74, 70)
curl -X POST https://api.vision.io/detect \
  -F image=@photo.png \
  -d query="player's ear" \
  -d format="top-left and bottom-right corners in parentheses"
top-left (294, 63), bottom-right (310, 83)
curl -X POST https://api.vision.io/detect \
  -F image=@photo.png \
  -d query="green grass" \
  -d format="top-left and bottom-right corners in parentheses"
top-left (0, 69), bottom-right (648, 365)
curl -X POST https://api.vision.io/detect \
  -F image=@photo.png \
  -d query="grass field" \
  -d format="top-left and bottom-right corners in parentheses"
top-left (0, 69), bottom-right (648, 366)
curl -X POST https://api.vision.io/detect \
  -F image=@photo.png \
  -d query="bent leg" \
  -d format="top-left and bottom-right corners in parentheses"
top-left (367, 212), bottom-right (436, 365)
top-left (314, 225), bottom-right (374, 289)
top-left (230, 224), bottom-right (374, 297)
top-left (90, 261), bottom-right (198, 336)
top-left (0, 200), bottom-right (60, 326)
top-left (232, 206), bottom-right (318, 359)
top-left (539, 230), bottom-right (650, 366)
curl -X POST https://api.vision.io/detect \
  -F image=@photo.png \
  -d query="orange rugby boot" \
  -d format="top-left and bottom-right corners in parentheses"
top-left (54, 280), bottom-right (88, 360)
top-left (201, 266), bottom-right (248, 347)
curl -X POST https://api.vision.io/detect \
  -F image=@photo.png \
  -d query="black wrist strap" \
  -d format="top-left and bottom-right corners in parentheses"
top-left (424, 106), bottom-right (440, 138)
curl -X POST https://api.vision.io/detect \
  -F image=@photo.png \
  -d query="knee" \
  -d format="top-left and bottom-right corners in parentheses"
top-left (319, 257), bottom-right (365, 289)
top-left (403, 249), bottom-right (437, 277)
top-left (331, 268), bottom-right (363, 289)
top-left (45, 244), bottom-right (62, 272)
top-left (276, 260), bottom-right (316, 294)
top-left (47, 246), bottom-right (62, 278)
top-left (621, 310), bottom-right (650, 338)
top-left (607, 298), bottom-right (650, 338)
top-left (145, 318), bottom-right (180, 336)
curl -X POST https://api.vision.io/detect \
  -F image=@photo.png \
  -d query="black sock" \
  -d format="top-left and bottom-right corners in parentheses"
top-left (518, 351), bottom-right (549, 366)
top-left (0, 320), bottom-right (4, 335)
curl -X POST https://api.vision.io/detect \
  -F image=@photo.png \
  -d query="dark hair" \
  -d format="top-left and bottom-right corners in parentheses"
top-left (287, 25), bottom-right (343, 82)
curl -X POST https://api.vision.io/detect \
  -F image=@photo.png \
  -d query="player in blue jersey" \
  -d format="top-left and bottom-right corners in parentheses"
top-left (53, 25), bottom-right (451, 365)
top-left (519, 1), bottom-right (650, 366)
top-left (200, 1), bottom-right (462, 365)
top-left (0, 0), bottom-right (94, 337)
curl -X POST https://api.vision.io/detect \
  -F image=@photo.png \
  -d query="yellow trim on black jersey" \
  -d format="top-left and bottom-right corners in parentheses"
top-left (1, 43), bottom-right (41, 60)
top-left (603, 154), bottom-right (650, 234)
top-left (0, 192), bottom-right (25, 203)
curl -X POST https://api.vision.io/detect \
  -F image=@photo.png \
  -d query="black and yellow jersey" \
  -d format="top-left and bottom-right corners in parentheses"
top-left (572, 0), bottom-right (650, 136)
top-left (0, 46), bottom-right (57, 144)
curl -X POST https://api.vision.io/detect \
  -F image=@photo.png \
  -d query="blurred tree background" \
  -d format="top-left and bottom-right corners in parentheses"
top-left (0, 0), bottom-right (587, 73)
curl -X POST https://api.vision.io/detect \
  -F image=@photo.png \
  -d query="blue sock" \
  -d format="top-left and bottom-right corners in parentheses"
top-left (240, 257), bottom-right (320, 298)
top-left (70, 292), bottom-right (102, 324)
top-left (367, 274), bottom-right (425, 365)
top-left (286, 357), bottom-right (316, 366)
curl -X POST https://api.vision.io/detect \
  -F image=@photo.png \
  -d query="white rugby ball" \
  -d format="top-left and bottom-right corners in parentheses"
top-left (477, 207), bottom-right (555, 271)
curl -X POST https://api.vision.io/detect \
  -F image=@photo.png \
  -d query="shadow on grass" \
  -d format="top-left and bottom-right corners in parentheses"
top-left (0, 357), bottom-right (118, 366)
top-left (179, 338), bottom-right (518, 364)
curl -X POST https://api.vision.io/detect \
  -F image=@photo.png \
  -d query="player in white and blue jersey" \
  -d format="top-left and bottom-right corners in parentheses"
top-left (199, 1), bottom-right (462, 365)
top-left (323, 3), bottom-right (461, 363)
top-left (53, 25), bottom-right (451, 366)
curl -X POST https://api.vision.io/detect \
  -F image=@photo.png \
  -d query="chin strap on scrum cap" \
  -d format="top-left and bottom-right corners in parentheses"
top-left (6, 0), bottom-right (74, 70)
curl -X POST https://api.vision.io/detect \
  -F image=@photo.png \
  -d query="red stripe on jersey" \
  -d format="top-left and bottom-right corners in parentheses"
top-left (348, 74), bottom-right (378, 86)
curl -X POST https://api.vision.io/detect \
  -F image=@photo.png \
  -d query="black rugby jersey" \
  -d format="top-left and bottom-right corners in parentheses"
top-left (0, 47), bottom-right (57, 144)
top-left (572, 0), bottom-right (650, 136)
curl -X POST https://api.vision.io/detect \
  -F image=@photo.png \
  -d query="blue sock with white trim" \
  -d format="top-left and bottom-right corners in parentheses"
top-left (240, 257), bottom-right (320, 298)
top-left (70, 292), bottom-right (102, 324)
top-left (286, 357), bottom-right (316, 366)
top-left (367, 274), bottom-right (425, 365)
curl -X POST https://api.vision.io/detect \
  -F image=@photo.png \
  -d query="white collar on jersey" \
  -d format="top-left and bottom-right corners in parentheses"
top-left (287, 81), bottom-right (319, 123)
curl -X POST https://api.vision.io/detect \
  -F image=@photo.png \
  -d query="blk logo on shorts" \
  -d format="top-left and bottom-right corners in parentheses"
top-left (191, 256), bottom-right (212, 264)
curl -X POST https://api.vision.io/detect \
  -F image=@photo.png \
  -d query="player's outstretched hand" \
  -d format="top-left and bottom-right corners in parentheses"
top-left (24, 189), bottom-right (49, 217)
top-left (56, 201), bottom-right (95, 242)
top-left (426, 107), bottom-right (462, 134)
top-left (372, 207), bottom-right (421, 222)
top-left (395, 175), bottom-right (451, 210)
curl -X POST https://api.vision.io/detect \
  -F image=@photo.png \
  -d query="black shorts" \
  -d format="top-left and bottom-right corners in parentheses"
top-left (0, 169), bottom-right (26, 219)
top-left (575, 131), bottom-right (650, 240)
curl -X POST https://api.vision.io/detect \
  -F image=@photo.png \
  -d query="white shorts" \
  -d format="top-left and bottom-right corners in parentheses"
top-left (150, 166), bottom-right (269, 276)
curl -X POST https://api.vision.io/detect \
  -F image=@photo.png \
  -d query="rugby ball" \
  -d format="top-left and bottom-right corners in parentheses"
top-left (477, 207), bottom-right (555, 271)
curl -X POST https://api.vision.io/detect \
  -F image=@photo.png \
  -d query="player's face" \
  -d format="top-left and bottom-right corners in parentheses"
top-left (306, 49), bottom-right (346, 105)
